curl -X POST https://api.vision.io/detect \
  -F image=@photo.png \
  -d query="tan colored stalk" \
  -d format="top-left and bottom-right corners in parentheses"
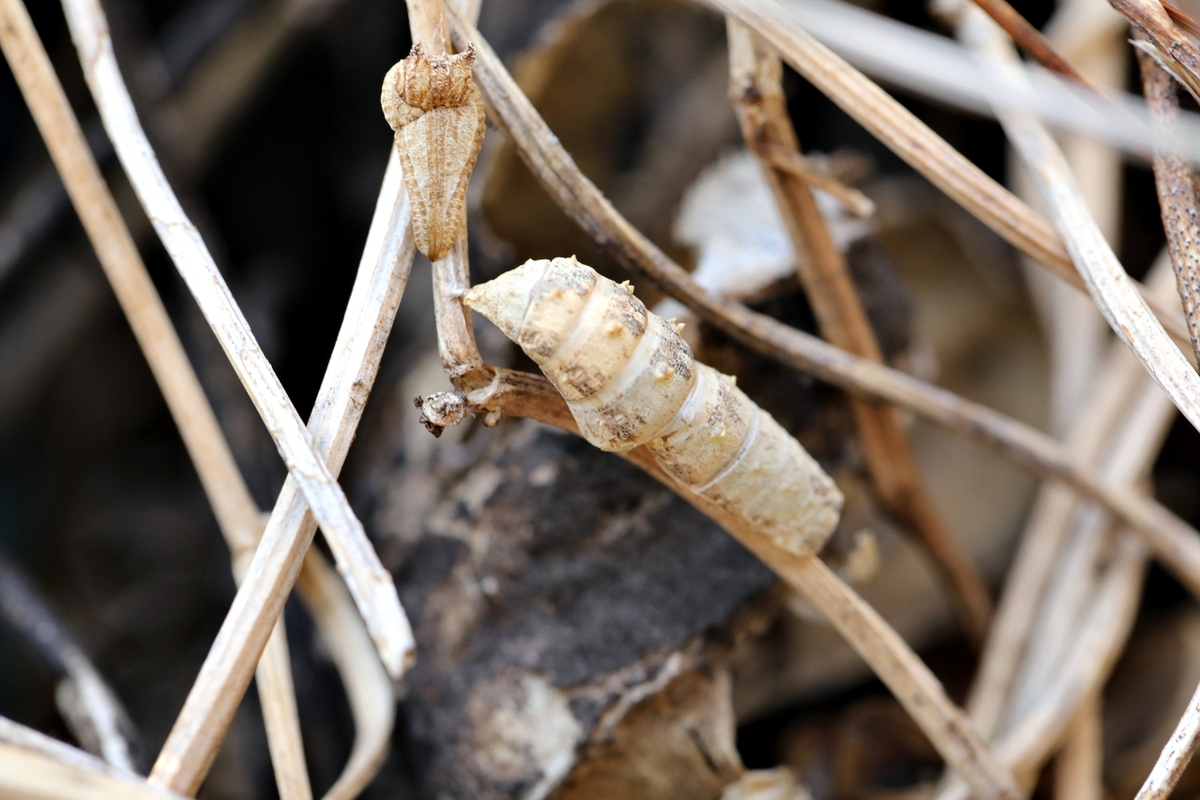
top-left (433, 230), bottom-right (491, 389)
top-left (965, 336), bottom-right (1150, 737)
top-left (758, 144), bottom-right (875, 217)
top-left (1110, 0), bottom-right (1200, 103)
top-left (1011, 0), bottom-right (1123, 438)
top-left (1139, 46), bottom-right (1200, 366)
top-left (1131, 678), bottom-right (1200, 800)
top-left (0, 3), bottom-right (317, 798)
top-left (445, 8), bottom-right (1200, 602)
top-left (944, 18), bottom-right (1181, 792)
top-left (295, 554), bottom-right (395, 800)
top-left (1128, 53), bottom-right (1200, 796)
top-left (442, 369), bottom-right (1017, 800)
top-left (962, 0), bottom-right (1131, 734)
top-left (0, 720), bottom-right (187, 800)
top-left (728, 20), bottom-right (991, 642)
top-left (967, 0), bottom-right (1089, 85)
top-left (57, 0), bottom-right (412, 678)
top-left (708, 0), bottom-right (1190, 344)
top-left (1055, 703), bottom-right (1105, 800)
top-left (961, 17), bottom-right (1200, 435)
top-left (150, 151), bottom-right (416, 794)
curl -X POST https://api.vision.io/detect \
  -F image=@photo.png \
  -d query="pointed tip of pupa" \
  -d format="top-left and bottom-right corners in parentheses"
top-left (464, 259), bottom-right (550, 341)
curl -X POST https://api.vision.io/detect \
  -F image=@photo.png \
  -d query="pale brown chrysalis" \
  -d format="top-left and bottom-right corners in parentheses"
top-left (381, 44), bottom-right (486, 261)
top-left (465, 257), bottom-right (844, 556)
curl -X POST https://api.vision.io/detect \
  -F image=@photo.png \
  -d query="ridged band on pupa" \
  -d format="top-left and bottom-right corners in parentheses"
top-left (381, 44), bottom-right (485, 261)
top-left (464, 257), bottom-right (844, 555)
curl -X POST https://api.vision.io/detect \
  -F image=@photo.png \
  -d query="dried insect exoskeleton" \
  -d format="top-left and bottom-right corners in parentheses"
top-left (381, 44), bottom-right (486, 261)
top-left (465, 257), bottom-right (844, 555)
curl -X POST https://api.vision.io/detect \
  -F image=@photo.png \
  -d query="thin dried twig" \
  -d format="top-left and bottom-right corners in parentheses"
top-left (728, 20), bottom-right (992, 643)
top-left (758, 143), bottom-right (875, 217)
top-left (1111, 0), bottom-right (1200, 103)
top-left (710, 0), bottom-right (1191, 344)
top-left (1132, 678), bottom-right (1200, 800)
top-left (0, 3), bottom-right (324, 795)
top-left (1139, 44), bottom-right (1200, 366)
top-left (0, 553), bottom-right (136, 771)
top-left (962, 0), bottom-right (1130, 730)
top-left (1056, 702), bottom-right (1105, 800)
top-left (958, 13), bottom-right (1200, 436)
top-left (295, 553), bottom-right (395, 800)
top-left (0, 718), bottom-right (184, 800)
top-left (446, 9), bottom-right (1200, 604)
top-left (445, 371), bottom-right (1018, 800)
top-left (945, 18), bottom-right (1181, 794)
top-left (149, 151), bottom-right (415, 794)
top-left (965, 336), bottom-right (1151, 737)
top-left (967, 0), bottom-right (1091, 85)
top-left (57, 0), bottom-right (412, 678)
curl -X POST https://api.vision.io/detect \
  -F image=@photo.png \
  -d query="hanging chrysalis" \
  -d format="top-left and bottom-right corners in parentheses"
top-left (381, 44), bottom-right (485, 261)
top-left (465, 257), bottom-right (844, 556)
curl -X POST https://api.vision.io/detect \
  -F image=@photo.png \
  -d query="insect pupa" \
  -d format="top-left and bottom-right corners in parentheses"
top-left (464, 257), bottom-right (844, 556)
top-left (381, 44), bottom-right (486, 261)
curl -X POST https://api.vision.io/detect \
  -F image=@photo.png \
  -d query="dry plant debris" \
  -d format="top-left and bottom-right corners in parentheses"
top-left (3, 0), bottom-right (1200, 796)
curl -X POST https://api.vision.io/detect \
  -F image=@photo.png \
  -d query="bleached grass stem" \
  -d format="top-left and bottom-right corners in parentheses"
top-left (57, 0), bottom-right (412, 679)
top-left (0, 4), bottom-right (318, 796)
top-left (149, 150), bottom-right (416, 794)
top-left (711, 0), bottom-right (1190, 344)
top-left (0, 718), bottom-right (186, 800)
top-left (727, 20), bottom-right (991, 642)
top-left (960, 12), bottom-right (1200, 434)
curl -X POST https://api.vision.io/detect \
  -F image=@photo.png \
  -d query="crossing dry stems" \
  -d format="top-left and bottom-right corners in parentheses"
top-left (59, 0), bottom-right (413, 682)
top-left (727, 19), bottom-right (993, 643)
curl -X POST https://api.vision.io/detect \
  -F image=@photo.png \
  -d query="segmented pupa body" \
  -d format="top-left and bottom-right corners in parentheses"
top-left (464, 257), bottom-right (844, 555)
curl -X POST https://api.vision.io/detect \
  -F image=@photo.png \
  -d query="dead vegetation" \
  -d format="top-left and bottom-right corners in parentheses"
top-left (2, 0), bottom-right (1200, 797)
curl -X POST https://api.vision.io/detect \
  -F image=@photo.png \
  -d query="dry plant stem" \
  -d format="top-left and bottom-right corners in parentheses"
top-left (942, 268), bottom-right (1178, 800)
top-left (970, 28), bottom-right (1200, 435)
top-left (1132, 677), bottom-right (1200, 800)
top-left (254, 623), bottom-right (311, 800)
top-left (1055, 702), bottom-right (1105, 800)
top-left (708, 0), bottom-right (1190, 345)
top-left (1139, 48), bottom-right (1200, 367)
top-left (0, 8), bottom-right (316, 798)
top-left (151, 150), bottom-right (416, 795)
top-left (458, 370), bottom-right (1017, 800)
top-left (965, 341), bottom-right (1149, 736)
top-left (1109, 0), bottom-right (1200, 103)
top-left (447, 10), bottom-right (1200, 602)
top-left (58, 0), bottom-right (412, 678)
top-left (0, 1), bottom-right (324, 794)
top-left (1165, 3), bottom-right (1200, 38)
top-left (967, 0), bottom-right (1091, 85)
top-left (728, 20), bottom-right (992, 643)
top-left (937, 535), bottom-right (1146, 800)
top-left (999, 535), bottom-right (1144, 788)
top-left (433, 231), bottom-right (490, 390)
top-left (0, 729), bottom-right (187, 800)
top-left (295, 554), bottom-right (395, 800)
top-left (758, 143), bottom-right (875, 217)
top-left (0, 554), bottom-right (136, 771)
